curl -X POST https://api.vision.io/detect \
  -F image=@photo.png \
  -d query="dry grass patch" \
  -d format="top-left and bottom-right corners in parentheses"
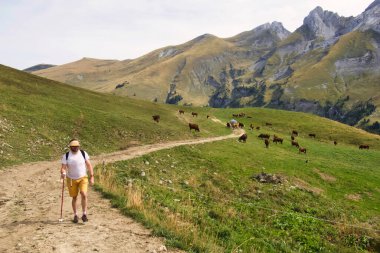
top-left (313, 168), bottom-right (337, 182)
top-left (345, 193), bottom-right (362, 202)
top-left (292, 177), bottom-right (324, 195)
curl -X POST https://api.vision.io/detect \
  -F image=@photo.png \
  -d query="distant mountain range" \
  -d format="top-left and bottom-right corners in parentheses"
top-left (31, 0), bottom-right (380, 133)
top-left (24, 64), bottom-right (55, 72)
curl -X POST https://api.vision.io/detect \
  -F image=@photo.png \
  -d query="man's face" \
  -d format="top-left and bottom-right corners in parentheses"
top-left (70, 146), bottom-right (79, 153)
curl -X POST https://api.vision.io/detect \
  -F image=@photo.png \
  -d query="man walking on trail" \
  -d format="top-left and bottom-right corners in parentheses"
top-left (60, 139), bottom-right (94, 223)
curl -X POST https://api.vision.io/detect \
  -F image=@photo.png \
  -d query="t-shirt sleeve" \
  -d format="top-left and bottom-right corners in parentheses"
top-left (84, 151), bottom-right (90, 160)
top-left (61, 154), bottom-right (67, 165)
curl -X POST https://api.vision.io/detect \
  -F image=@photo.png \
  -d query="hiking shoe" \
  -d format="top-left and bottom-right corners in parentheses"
top-left (73, 215), bottom-right (79, 223)
top-left (81, 214), bottom-right (88, 222)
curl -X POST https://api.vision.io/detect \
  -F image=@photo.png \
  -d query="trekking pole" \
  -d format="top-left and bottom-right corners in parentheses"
top-left (59, 176), bottom-right (65, 222)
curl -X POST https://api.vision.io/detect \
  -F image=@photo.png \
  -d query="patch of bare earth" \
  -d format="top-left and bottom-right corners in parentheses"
top-left (313, 168), bottom-right (336, 182)
top-left (0, 133), bottom-right (240, 252)
top-left (345, 194), bottom-right (362, 201)
top-left (292, 178), bottom-right (324, 195)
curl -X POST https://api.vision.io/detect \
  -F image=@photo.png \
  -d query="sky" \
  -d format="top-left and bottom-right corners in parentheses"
top-left (0, 0), bottom-right (374, 70)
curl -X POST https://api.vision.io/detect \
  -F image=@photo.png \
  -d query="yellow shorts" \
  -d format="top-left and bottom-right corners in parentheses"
top-left (66, 176), bottom-right (88, 197)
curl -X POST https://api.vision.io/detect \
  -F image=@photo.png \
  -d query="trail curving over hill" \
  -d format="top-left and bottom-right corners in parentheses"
top-left (0, 130), bottom-right (243, 253)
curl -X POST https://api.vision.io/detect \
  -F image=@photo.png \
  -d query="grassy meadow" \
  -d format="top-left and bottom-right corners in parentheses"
top-left (0, 64), bottom-right (229, 168)
top-left (95, 107), bottom-right (380, 252)
top-left (2, 64), bottom-right (380, 252)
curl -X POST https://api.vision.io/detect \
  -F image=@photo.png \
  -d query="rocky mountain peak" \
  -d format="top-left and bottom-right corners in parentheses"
top-left (365, 0), bottom-right (380, 12)
top-left (252, 21), bottom-right (290, 39)
top-left (352, 0), bottom-right (380, 33)
top-left (302, 6), bottom-right (350, 39)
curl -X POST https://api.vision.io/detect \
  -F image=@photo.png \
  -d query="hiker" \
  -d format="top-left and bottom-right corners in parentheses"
top-left (60, 139), bottom-right (94, 223)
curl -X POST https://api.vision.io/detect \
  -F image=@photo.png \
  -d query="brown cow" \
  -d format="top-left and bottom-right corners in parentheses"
top-left (265, 122), bottom-right (272, 126)
top-left (292, 130), bottom-right (298, 136)
top-left (299, 147), bottom-right (307, 154)
top-left (309, 133), bottom-right (316, 138)
top-left (238, 122), bottom-right (244, 128)
top-left (232, 114), bottom-right (239, 117)
top-left (291, 135), bottom-right (295, 141)
top-left (179, 110), bottom-right (185, 114)
top-left (152, 115), bottom-right (160, 123)
top-left (256, 126), bottom-right (260, 130)
top-left (359, 144), bottom-right (369, 150)
top-left (333, 140), bottom-right (337, 146)
top-left (189, 123), bottom-right (200, 132)
top-left (207, 115), bottom-right (210, 119)
top-left (291, 140), bottom-right (300, 148)
top-left (264, 138), bottom-right (269, 148)
top-left (192, 112), bottom-right (198, 117)
top-left (226, 122), bottom-right (231, 128)
top-left (238, 133), bottom-right (248, 143)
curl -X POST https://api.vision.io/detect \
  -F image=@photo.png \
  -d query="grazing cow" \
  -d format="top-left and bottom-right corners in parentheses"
top-left (299, 147), bottom-right (307, 154)
top-left (192, 112), bottom-right (198, 117)
top-left (359, 144), bottom-right (369, 150)
top-left (265, 122), bottom-right (272, 126)
top-left (309, 133), bottom-right (316, 138)
top-left (249, 123), bottom-right (254, 130)
top-left (264, 138), bottom-right (269, 148)
top-left (226, 122), bottom-right (231, 128)
top-left (207, 115), bottom-right (210, 119)
top-left (273, 136), bottom-right (283, 144)
top-left (239, 113), bottom-right (246, 117)
top-left (238, 133), bottom-right (248, 142)
top-left (333, 140), bottom-right (337, 146)
top-left (179, 110), bottom-right (185, 114)
top-left (256, 126), bottom-right (260, 130)
top-left (291, 140), bottom-right (300, 148)
top-left (292, 130), bottom-right (298, 136)
top-left (189, 123), bottom-right (200, 132)
top-left (238, 122), bottom-right (245, 128)
top-left (152, 115), bottom-right (160, 123)
top-left (258, 133), bottom-right (270, 139)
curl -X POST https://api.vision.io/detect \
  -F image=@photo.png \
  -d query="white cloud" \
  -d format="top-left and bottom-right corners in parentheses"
top-left (0, 0), bottom-right (374, 69)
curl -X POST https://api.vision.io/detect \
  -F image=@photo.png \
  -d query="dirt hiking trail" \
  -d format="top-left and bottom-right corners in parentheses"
top-left (0, 130), bottom-right (243, 253)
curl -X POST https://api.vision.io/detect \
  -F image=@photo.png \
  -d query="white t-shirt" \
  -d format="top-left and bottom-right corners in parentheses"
top-left (61, 150), bottom-right (90, 180)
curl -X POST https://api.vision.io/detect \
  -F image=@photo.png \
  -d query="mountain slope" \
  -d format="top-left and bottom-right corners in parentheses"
top-left (32, 1), bottom-right (380, 133)
top-left (0, 64), bottom-right (229, 168)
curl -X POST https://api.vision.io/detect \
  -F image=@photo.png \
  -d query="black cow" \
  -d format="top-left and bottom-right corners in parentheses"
top-left (258, 133), bottom-right (270, 139)
top-left (238, 134), bottom-right (248, 143)
top-left (264, 139), bottom-right (269, 148)
top-left (152, 115), bottom-right (160, 123)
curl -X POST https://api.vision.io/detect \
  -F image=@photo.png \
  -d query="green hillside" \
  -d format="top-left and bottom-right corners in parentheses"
top-left (2, 63), bottom-right (380, 252)
top-left (0, 64), bottom-right (229, 168)
top-left (96, 107), bottom-right (380, 252)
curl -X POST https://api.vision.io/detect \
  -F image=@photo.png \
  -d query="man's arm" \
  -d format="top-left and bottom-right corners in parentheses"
top-left (60, 164), bottom-right (67, 179)
top-left (86, 160), bottom-right (94, 185)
